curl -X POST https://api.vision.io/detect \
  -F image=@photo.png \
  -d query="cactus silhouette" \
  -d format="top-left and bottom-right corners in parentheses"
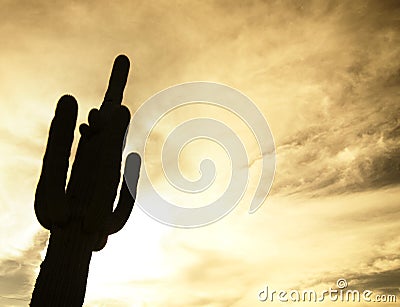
top-left (30, 55), bottom-right (141, 306)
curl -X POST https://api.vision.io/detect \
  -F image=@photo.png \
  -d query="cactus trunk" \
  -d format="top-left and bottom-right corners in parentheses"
top-left (30, 221), bottom-right (94, 307)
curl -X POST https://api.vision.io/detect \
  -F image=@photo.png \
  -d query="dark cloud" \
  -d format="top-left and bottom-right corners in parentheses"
top-left (350, 268), bottom-right (400, 295)
top-left (273, 120), bottom-right (400, 197)
top-left (270, 31), bottom-right (400, 197)
top-left (308, 266), bottom-right (400, 297)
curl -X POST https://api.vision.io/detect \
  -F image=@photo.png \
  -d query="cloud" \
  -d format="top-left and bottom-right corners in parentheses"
top-left (0, 1), bottom-right (399, 306)
top-left (0, 231), bottom-right (47, 306)
top-left (270, 35), bottom-right (400, 196)
top-left (350, 268), bottom-right (400, 295)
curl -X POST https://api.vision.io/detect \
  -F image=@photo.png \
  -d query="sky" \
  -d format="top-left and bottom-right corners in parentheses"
top-left (0, 0), bottom-right (399, 306)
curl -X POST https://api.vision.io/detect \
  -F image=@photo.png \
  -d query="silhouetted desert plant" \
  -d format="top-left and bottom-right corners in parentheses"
top-left (30, 55), bottom-right (141, 307)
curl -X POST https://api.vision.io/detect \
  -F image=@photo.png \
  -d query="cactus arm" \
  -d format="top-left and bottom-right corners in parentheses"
top-left (34, 95), bottom-right (77, 229)
top-left (106, 180), bottom-right (134, 235)
top-left (34, 176), bottom-right (51, 229)
top-left (106, 153), bottom-right (141, 235)
top-left (92, 154), bottom-right (141, 251)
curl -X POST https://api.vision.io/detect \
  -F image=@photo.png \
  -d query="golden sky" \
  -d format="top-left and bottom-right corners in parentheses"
top-left (0, 0), bottom-right (399, 306)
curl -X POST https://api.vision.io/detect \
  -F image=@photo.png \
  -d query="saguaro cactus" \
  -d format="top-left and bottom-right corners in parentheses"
top-left (30, 55), bottom-right (141, 307)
